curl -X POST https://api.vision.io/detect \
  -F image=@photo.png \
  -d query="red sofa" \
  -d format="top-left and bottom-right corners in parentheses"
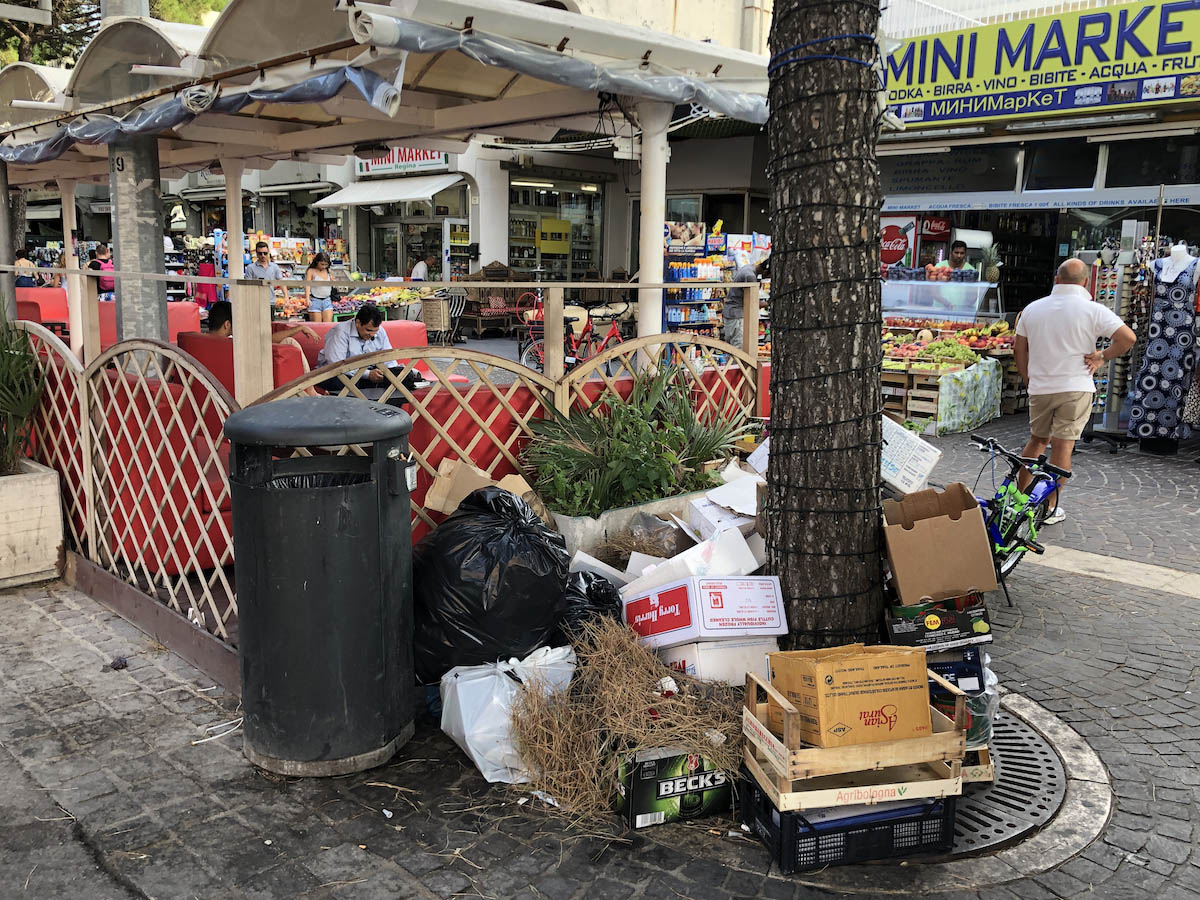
top-left (177, 332), bottom-right (308, 398)
top-left (16, 287), bottom-right (69, 325)
top-left (99, 301), bottom-right (202, 350)
top-left (274, 319), bottom-right (468, 384)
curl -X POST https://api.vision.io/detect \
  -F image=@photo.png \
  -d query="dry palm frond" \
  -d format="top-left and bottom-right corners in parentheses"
top-left (510, 618), bottom-right (742, 824)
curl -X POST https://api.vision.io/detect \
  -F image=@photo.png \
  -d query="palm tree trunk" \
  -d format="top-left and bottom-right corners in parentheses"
top-left (764, 0), bottom-right (885, 648)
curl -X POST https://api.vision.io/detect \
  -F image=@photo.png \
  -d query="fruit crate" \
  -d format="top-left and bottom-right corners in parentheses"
top-left (742, 672), bottom-right (965, 812)
top-left (881, 369), bottom-right (909, 415)
top-left (740, 770), bottom-right (957, 874)
top-left (962, 746), bottom-right (994, 784)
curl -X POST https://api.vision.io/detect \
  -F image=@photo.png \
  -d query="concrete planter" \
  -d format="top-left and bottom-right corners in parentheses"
top-left (0, 458), bottom-right (64, 588)
top-left (552, 489), bottom-right (708, 557)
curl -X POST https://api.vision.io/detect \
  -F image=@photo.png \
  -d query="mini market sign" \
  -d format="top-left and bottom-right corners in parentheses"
top-left (355, 147), bottom-right (451, 176)
top-left (885, 0), bottom-right (1200, 127)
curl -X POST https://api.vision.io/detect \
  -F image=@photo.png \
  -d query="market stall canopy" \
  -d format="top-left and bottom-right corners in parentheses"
top-left (0, 63), bottom-right (70, 130)
top-left (0, 0), bottom-right (767, 186)
top-left (65, 18), bottom-right (208, 106)
top-left (313, 173), bottom-right (463, 208)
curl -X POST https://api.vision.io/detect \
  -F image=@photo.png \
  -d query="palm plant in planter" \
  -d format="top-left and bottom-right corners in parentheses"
top-left (0, 316), bottom-right (45, 474)
top-left (0, 314), bottom-right (60, 588)
top-left (524, 365), bottom-right (745, 519)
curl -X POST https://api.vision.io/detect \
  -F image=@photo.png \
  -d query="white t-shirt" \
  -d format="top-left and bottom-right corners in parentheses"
top-left (410, 260), bottom-right (429, 281)
top-left (1015, 283), bottom-right (1125, 395)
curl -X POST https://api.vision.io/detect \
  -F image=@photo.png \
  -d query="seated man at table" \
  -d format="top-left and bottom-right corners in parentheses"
top-left (316, 303), bottom-right (423, 393)
top-left (207, 301), bottom-right (318, 343)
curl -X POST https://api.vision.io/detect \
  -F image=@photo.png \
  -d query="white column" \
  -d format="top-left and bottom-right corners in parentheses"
top-left (221, 159), bottom-right (245, 280)
top-left (57, 179), bottom-right (86, 359)
top-left (635, 101), bottom-right (672, 340)
top-left (346, 205), bottom-right (358, 272)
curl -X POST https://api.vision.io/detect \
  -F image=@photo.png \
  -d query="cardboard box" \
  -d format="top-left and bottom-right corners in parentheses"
top-left (885, 597), bottom-right (993, 650)
top-left (926, 646), bottom-right (987, 694)
top-left (881, 414), bottom-right (942, 495)
top-left (614, 748), bottom-right (731, 829)
top-left (688, 497), bottom-right (756, 541)
top-left (425, 458), bottom-right (542, 518)
top-left (768, 645), bottom-right (932, 748)
top-left (620, 528), bottom-right (760, 599)
top-left (882, 483), bottom-right (998, 606)
top-left (658, 638), bottom-right (778, 686)
top-left (624, 576), bottom-right (787, 650)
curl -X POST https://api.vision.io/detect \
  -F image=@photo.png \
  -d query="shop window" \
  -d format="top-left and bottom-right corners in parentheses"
top-left (1105, 135), bottom-right (1200, 188)
top-left (631, 195), bottom-right (702, 273)
top-left (509, 177), bottom-right (604, 281)
top-left (705, 194), bottom-right (746, 234)
top-left (749, 195), bottom-right (770, 234)
top-left (1023, 139), bottom-right (1099, 191)
top-left (881, 146), bottom-right (1019, 194)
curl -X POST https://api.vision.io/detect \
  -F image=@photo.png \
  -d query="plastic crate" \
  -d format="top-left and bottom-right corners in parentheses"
top-left (739, 770), bottom-right (956, 874)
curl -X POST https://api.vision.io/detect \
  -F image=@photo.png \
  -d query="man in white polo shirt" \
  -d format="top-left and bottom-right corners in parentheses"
top-left (1014, 258), bottom-right (1136, 523)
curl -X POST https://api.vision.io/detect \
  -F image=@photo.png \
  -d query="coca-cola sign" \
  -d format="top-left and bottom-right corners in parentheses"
top-left (920, 216), bottom-right (951, 239)
top-left (880, 216), bottom-right (916, 265)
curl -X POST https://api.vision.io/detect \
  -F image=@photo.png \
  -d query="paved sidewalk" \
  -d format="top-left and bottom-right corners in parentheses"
top-left (3, 555), bottom-right (1199, 900)
top-left (930, 414), bottom-right (1200, 574)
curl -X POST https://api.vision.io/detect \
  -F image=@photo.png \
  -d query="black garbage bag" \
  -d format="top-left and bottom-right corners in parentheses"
top-left (560, 571), bottom-right (623, 635)
top-left (413, 487), bottom-right (570, 683)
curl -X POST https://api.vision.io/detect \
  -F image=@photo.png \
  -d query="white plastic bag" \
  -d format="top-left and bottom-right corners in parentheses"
top-left (439, 645), bottom-right (576, 784)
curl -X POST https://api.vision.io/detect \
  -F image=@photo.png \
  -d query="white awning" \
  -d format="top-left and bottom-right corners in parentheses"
top-left (26, 204), bottom-right (61, 220)
top-left (314, 173), bottom-right (463, 208)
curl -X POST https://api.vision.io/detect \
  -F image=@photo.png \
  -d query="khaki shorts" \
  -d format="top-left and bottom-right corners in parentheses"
top-left (1028, 391), bottom-right (1094, 440)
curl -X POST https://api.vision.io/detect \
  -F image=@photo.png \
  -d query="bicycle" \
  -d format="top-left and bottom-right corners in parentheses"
top-left (968, 433), bottom-right (1071, 601)
top-left (517, 293), bottom-right (627, 373)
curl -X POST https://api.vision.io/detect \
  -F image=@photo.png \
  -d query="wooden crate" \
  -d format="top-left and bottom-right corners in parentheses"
top-left (421, 297), bottom-right (452, 332)
top-left (962, 746), bottom-right (994, 784)
top-left (742, 672), bottom-right (965, 812)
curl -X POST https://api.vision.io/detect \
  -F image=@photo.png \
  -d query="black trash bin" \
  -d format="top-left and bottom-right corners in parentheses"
top-left (225, 396), bottom-right (415, 776)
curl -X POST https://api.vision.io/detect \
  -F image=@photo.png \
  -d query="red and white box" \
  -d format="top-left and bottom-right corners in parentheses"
top-left (623, 576), bottom-right (787, 651)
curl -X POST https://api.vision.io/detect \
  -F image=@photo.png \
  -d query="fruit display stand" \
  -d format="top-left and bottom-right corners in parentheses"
top-left (741, 672), bottom-right (966, 812)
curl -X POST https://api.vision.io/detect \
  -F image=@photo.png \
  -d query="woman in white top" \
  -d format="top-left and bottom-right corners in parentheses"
top-left (304, 252), bottom-right (335, 323)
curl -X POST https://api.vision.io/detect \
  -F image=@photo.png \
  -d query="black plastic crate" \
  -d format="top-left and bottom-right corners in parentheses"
top-left (739, 770), bottom-right (956, 874)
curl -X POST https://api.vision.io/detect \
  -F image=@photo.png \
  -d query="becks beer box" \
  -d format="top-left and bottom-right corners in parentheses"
top-left (623, 576), bottom-right (787, 651)
top-left (614, 748), bottom-right (732, 829)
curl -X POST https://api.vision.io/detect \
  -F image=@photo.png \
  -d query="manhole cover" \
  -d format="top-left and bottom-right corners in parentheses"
top-left (951, 710), bottom-right (1066, 855)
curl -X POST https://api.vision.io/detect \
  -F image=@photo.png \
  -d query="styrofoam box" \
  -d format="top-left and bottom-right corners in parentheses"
top-left (658, 638), bottom-right (779, 686)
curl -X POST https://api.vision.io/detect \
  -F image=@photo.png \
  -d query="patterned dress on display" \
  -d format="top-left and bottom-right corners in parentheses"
top-left (1127, 257), bottom-right (1198, 441)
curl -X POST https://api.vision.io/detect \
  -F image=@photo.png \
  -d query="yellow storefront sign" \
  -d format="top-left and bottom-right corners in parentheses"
top-left (884, 0), bottom-right (1200, 128)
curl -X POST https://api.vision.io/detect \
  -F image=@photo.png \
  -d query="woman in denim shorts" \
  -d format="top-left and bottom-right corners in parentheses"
top-left (305, 252), bottom-right (335, 322)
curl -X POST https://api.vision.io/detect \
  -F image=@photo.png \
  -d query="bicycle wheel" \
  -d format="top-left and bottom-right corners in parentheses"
top-left (996, 500), bottom-right (1050, 577)
top-left (520, 338), bottom-right (546, 373)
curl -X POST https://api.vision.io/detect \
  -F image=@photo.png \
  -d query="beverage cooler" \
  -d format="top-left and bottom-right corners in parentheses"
top-left (443, 218), bottom-right (470, 279)
top-left (917, 216), bottom-right (952, 268)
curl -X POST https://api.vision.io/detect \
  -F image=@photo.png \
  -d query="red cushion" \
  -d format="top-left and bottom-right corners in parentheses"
top-left (16, 287), bottom-right (69, 323)
top-left (98, 301), bottom-right (202, 349)
top-left (17, 300), bottom-right (42, 323)
top-left (177, 332), bottom-right (307, 396)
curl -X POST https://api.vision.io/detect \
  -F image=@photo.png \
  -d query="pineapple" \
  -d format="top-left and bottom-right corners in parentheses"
top-left (980, 246), bottom-right (1001, 284)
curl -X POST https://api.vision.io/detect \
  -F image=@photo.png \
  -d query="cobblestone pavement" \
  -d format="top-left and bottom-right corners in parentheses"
top-left (929, 413), bottom-right (1200, 574)
top-left (3, 557), bottom-right (1199, 900)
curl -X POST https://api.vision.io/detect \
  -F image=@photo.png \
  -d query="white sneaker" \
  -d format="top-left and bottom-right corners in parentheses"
top-left (1043, 507), bottom-right (1066, 525)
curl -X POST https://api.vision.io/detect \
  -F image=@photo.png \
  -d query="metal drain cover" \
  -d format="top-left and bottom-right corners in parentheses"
top-left (951, 710), bottom-right (1067, 855)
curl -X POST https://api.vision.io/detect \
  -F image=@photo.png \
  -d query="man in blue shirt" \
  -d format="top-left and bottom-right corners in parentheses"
top-left (245, 242), bottom-right (285, 280)
top-left (317, 303), bottom-right (391, 379)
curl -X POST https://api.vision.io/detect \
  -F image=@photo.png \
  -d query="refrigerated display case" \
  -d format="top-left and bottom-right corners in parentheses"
top-left (917, 216), bottom-right (952, 268)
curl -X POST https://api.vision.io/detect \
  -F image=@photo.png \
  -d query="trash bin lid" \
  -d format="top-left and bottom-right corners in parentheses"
top-left (224, 396), bottom-right (412, 447)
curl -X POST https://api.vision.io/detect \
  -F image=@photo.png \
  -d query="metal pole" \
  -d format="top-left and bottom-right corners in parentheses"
top-left (1154, 183), bottom-right (1165, 253)
top-left (635, 100), bottom-right (673, 341)
top-left (0, 162), bottom-right (15, 320)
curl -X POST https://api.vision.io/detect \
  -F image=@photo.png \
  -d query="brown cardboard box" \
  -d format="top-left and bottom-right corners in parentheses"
top-left (768, 645), bottom-right (932, 748)
top-left (882, 482), bottom-right (998, 606)
top-left (424, 458), bottom-right (550, 524)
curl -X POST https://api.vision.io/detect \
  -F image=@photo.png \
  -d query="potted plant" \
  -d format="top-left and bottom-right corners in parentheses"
top-left (0, 314), bottom-right (61, 587)
top-left (523, 365), bottom-right (745, 554)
